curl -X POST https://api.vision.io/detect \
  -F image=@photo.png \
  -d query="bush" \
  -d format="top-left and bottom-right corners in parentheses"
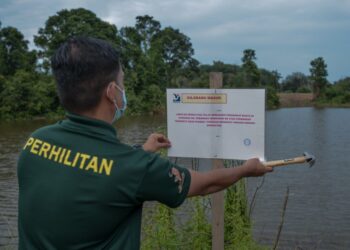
top-left (266, 86), bottom-right (280, 109)
top-left (140, 159), bottom-right (265, 250)
top-left (316, 84), bottom-right (350, 105)
top-left (296, 86), bottom-right (311, 93)
top-left (0, 70), bottom-right (59, 119)
top-left (140, 84), bottom-right (165, 114)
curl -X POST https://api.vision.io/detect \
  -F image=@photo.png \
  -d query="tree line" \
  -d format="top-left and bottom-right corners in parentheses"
top-left (1, 8), bottom-right (349, 119)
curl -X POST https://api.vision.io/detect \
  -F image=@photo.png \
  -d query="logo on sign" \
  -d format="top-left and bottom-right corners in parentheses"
top-left (173, 93), bottom-right (181, 103)
top-left (243, 138), bottom-right (251, 146)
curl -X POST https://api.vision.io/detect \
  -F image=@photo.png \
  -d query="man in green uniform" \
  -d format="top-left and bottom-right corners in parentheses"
top-left (17, 37), bottom-right (272, 249)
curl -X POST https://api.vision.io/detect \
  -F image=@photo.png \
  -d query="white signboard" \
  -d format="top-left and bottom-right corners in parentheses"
top-left (167, 89), bottom-right (265, 160)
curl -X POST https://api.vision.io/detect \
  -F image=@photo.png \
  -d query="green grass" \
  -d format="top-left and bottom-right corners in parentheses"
top-left (140, 158), bottom-right (267, 249)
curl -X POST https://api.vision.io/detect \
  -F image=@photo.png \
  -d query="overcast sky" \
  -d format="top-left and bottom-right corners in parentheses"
top-left (1, 0), bottom-right (349, 81)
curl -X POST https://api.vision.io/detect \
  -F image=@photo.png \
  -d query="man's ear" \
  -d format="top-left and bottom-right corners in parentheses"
top-left (106, 82), bottom-right (117, 103)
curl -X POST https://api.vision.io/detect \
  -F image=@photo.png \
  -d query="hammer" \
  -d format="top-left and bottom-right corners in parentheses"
top-left (262, 152), bottom-right (316, 168)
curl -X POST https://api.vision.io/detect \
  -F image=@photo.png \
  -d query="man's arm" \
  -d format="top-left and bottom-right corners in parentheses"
top-left (187, 158), bottom-right (272, 197)
top-left (141, 133), bottom-right (272, 198)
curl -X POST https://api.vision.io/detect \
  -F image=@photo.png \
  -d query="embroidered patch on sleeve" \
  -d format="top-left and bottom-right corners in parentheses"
top-left (168, 167), bottom-right (185, 193)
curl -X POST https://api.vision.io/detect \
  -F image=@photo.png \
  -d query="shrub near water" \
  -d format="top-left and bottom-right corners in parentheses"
top-left (141, 182), bottom-right (266, 249)
top-left (141, 157), bottom-right (265, 249)
top-left (141, 198), bottom-right (211, 250)
top-left (317, 77), bottom-right (350, 106)
top-left (0, 71), bottom-right (60, 120)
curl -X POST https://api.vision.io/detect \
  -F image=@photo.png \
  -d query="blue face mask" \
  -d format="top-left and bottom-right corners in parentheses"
top-left (112, 85), bottom-right (127, 123)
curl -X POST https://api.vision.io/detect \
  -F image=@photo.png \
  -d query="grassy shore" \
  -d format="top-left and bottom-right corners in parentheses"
top-left (278, 93), bottom-right (350, 108)
top-left (277, 93), bottom-right (314, 108)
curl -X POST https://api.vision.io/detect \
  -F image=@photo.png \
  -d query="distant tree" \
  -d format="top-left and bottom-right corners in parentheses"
top-left (206, 61), bottom-right (240, 74)
top-left (0, 71), bottom-right (58, 119)
top-left (180, 57), bottom-right (200, 78)
top-left (282, 72), bottom-right (310, 93)
top-left (119, 16), bottom-right (163, 95)
top-left (152, 27), bottom-right (195, 87)
top-left (192, 61), bottom-right (280, 108)
top-left (34, 8), bottom-right (120, 71)
top-left (153, 27), bottom-right (194, 69)
top-left (118, 15), bottom-right (198, 113)
top-left (241, 49), bottom-right (260, 87)
top-left (242, 49), bottom-right (256, 62)
top-left (266, 86), bottom-right (280, 109)
top-left (0, 74), bottom-right (5, 94)
top-left (119, 26), bottom-right (143, 69)
top-left (135, 15), bottom-right (161, 53)
top-left (318, 77), bottom-right (350, 105)
top-left (119, 15), bottom-right (161, 69)
top-left (119, 15), bottom-right (196, 97)
top-left (0, 21), bottom-right (4, 73)
top-left (260, 69), bottom-right (281, 90)
top-left (334, 77), bottom-right (350, 91)
top-left (309, 57), bottom-right (328, 99)
top-left (0, 25), bottom-right (36, 76)
top-left (204, 61), bottom-right (240, 88)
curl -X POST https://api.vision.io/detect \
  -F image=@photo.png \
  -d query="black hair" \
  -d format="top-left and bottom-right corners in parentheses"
top-left (51, 36), bottom-right (120, 113)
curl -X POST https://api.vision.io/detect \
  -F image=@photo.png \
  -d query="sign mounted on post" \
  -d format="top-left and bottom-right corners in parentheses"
top-left (167, 89), bottom-right (265, 160)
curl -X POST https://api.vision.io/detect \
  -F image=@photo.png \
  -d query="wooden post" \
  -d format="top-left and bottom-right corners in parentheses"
top-left (210, 72), bottom-right (225, 250)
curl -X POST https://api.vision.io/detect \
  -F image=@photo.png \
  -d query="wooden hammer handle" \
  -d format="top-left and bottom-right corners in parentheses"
top-left (263, 156), bottom-right (307, 168)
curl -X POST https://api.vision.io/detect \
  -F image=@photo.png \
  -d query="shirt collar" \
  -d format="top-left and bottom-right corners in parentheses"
top-left (63, 112), bottom-right (117, 138)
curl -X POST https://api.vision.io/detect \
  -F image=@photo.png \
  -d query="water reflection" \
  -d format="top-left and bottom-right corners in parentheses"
top-left (248, 108), bottom-right (350, 249)
top-left (0, 109), bottom-right (349, 249)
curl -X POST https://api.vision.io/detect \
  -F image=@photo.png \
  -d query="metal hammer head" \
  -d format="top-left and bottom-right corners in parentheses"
top-left (303, 152), bottom-right (316, 167)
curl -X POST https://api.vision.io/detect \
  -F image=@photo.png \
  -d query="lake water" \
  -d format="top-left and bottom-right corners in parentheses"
top-left (0, 108), bottom-right (349, 249)
top-left (248, 108), bottom-right (350, 249)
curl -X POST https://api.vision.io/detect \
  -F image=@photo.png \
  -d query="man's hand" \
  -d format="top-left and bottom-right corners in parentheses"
top-left (188, 158), bottom-right (272, 197)
top-left (142, 133), bottom-right (171, 153)
top-left (241, 158), bottom-right (273, 177)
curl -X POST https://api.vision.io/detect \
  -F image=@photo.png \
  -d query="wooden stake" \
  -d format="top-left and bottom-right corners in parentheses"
top-left (210, 72), bottom-right (225, 250)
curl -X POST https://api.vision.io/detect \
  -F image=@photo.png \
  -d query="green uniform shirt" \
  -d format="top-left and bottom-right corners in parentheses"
top-left (17, 113), bottom-right (191, 249)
